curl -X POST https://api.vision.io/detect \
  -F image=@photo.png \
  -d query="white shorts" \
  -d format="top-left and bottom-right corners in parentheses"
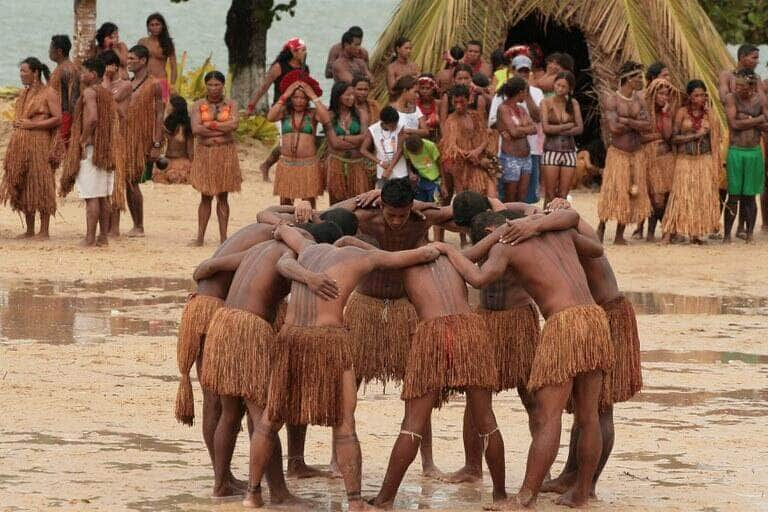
top-left (76, 146), bottom-right (114, 199)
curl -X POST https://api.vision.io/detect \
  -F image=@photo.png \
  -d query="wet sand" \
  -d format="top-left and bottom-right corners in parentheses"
top-left (1, 133), bottom-right (767, 510)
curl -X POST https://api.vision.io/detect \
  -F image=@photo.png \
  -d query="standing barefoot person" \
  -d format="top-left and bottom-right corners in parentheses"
top-left (99, 50), bottom-right (131, 213)
top-left (325, 26), bottom-right (369, 80)
top-left (497, 77), bottom-right (537, 203)
top-left (137, 12), bottom-right (177, 101)
top-left (662, 80), bottom-right (721, 244)
top-left (461, 40), bottom-right (492, 77)
top-left (415, 74), bottom-right (441, 140)
top-left (386, 37), bottom-right (420, 94)
top-left (641, 78), bottom-right (678, 242)
top-left (59, 58), bottom-right (117, 247)
top-left (48, 35), bottom-right (79, 162)
top-left (541, 71), bottom-right (583, 204)
top-left (189, 71), bottom-right (242, 246)
top-left (247, 37), bottom-right (309, 182)
top-left (436, 46), bottom-right (464, 95)
top-left (597, 61), bottom-right (651, 245)
top-left (352, 76), bottom-right (379, 123)
top-left (109, 45), bottom-right (164, 238)
top-left (268, 73), bottom-right (328, 208)
top-left (1, 58), bottom-right (61, 239)
top-left (390, 75), bottom-right (429, 138)
top-left (94, 22), bottom-right (129, 79)
top-left (324, 81), bottom-right (371, 205)
top-left (154, 95), bottom-right (194, 184)
top-left (332, 31), bottom-right (373, 84)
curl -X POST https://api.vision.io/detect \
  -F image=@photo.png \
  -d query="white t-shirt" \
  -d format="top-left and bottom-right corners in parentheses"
top-left (489, 85), bottom-right (544, 155)
top-left (369, 121), bottom-right (408, 180)
top-left (396, 106), bottom-right (424, 131)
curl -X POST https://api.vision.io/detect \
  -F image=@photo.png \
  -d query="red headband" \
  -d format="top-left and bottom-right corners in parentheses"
top-left (283, 37), bottom-right (306, 52)
top-left (418, 76), bottom-right (436, 87)
top-left (505, 45), bottom-right (530, 59)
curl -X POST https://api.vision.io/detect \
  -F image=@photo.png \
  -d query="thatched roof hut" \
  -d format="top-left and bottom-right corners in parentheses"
top-left (371, 0), bottom-right (734, 143)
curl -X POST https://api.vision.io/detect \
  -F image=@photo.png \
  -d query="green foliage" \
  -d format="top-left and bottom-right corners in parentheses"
top-left (236, 114), bottom-right (279, 145)
top-left (699, 0), bottom-right (768, 44)
top-left (174, 53), bottom-right (216, 102)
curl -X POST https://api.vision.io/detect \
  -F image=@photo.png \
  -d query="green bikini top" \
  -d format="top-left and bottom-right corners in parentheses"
top-left (281, 113), bottom-right (313, 135)
top-left (332, 115), bottom-right (361, 136)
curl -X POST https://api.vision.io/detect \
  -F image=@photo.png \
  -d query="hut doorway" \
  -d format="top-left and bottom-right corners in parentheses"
top-left (504, 12), bottom-right (601, 147)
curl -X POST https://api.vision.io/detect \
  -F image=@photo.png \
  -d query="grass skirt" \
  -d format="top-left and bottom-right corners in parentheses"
top-left (477, 304), bottom-right (540, 391)
top-left (601, 295), bottom-right (643, 406)
top-left (597, 146), bottom-right (651, 224)
top-left (273, 155), bottom-right (324, 199)
top-left (272, 300), bottom-right (288, 333)
top-left (1, 129), bottom-right (56, 215)
top-left (527, 305), bottom-right (613, 392)
top-left (266, 325), bottom-right (354, 427)
top-left (344, 291), bottom-right (417, 384)
top-left (174, 294), bottom-right (224, 425)
top-left (153, 157), bottom-right (191, 184)
top-left (199, 307), bottom-right (274, 406)
top-left (645, 143), bottom-right (675, 196)
top-left (401, 313), bottom-right (498, 401)
top-left (190, 143), bottom-right (242, 196)
top-left (662, 154), bottom-right (720, 237)
top-left (325, 153), bottom-right (374, 204)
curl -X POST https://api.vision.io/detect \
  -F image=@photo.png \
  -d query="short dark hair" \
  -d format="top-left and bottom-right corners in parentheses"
top-left (472, 72), bottom-right (490, 88)
top-left (82, 57), bottom-right (105, 78)
top-left (51, 35), bottom-right (72, 56)
top-left (646, 61), bottom-right (667, 82)
top-left (296, 221), bottom-right (343, 244)
top-left (545, 52), bottom-right (562, 64)
top-left (319, 208), bottom-right (359, 236)
top-left (129, 45), bottom-right (150, 63)
top-left (449, 83), bottom-right (470, 99)
top-left (685, 79), bottom-right (707, 96)
top-left (737, 44), bottom-right (759, 60)
top-left (341, 31), bottom-right (355, 46)
top-left (452, 191), bottom-right (491, 227)
top-left (98, 49), bottom-right (121, 68)
top-left (501, 76), bottom-right (527, 98)
top-left (470, 211), bottom-right (507, 244)
top-left (404, 134), bottom-right (423, 153)
top-left (465, 39), bottom-right (482, 51)
top-left (379, 105), bottom-right (399, 124)
top-left (556, 53), bottom-right (575, 72)
top-left (204, 70), bottom-right (226, 84)
top-left (618, 60), bottom-right (643, 85)
top-left (453, 63), bottom-right (474, 78)
top-left (449, 45), bottom-right (465, 61)
top-left (348, 26), bottom-right (364, 39)
top-left (381, 178), bottom-right (414, 207)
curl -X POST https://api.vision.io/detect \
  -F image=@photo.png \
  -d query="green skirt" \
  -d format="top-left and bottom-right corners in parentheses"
top-left (726, 146), bottom-right (765, 195)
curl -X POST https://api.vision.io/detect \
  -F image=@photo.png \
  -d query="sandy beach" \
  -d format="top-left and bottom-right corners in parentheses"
top-left (0, 118), bottom-right (767, 511)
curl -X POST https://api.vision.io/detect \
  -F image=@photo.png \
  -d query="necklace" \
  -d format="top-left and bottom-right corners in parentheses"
top-left (289, 110), bottom-right (307, 154)
top-left (687, 106), bottom-right (705, 131)
top-left (616, 90), bottom-right (634, 102)
top-left (132, 74), bottom-right (148, 92)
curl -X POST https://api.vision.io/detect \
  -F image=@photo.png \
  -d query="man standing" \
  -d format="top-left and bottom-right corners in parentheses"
top-left (59, 58), bottom-right (117, 247)
top-left (332, 31), bottom-right (372, 84)
top-left (724, 69), bottom-right (768, 243)
top-left (325, 26), bottom-right (369, 80)
top-left (48, 34), bottom-right (80, 163)
top-left (597, 61), bottom-right (651, 245)
top-left (110, 45), bottom-right (164, 237)
top-left (461, 40), bottom-right (492, 77)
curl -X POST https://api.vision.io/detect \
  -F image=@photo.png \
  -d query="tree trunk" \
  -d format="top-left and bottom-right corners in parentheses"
top-left (73, 0), bottom-right (97, 64)
top-left (226, 0), bottom-right (271, 110)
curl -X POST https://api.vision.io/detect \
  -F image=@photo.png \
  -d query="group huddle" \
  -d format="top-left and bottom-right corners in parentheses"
top-left (174, 178), bottom-right (642, 510)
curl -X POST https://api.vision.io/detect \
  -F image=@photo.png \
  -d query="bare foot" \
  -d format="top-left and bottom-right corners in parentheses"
top-left (709, 232), bottom-right (723, 240)
top-left (260, 161), bottom-right (271, 182)
top-left (227, 474), bottom-right (248, 491)
top-left (745, 233), bottom-right (754, 244)
top-left (631, 229), bottom-right (643, 240)
top-left (270, 491), bottom-right (311, 506)
top-left (242, 488), bottom-right (264, 508)
top-left (722, 235), bottom-right (732, 244)
top-left (540, 472), bottom-right (576, 494)
top-left (691, 237), bottom-right (706, 245)
top-left (556, 487), bottom-right (590, 508)
top-left (286, 460), bottom-right (332, 479)
top-left (188, 239), bottom-right (204, 247)
top-left (16, 232), bottom-right (34, 239)
top-left (440, 466), bottom-right (481, 483)
top-left (108, 229), bottom-right (120, 238)
top-left (613, 237), bottom-right (628, 246)
top-left (78, 238), bottom-right (97, 247)
top-left (483, 495), bottom-right (529, 510)
top-left (350, 499), bottom-right (383, 511)
top-left (34, 232), bottom-right (50, 240)
top-left (645, 234), bottom-right (656, 243)
top-left (96, 235), bottom-right (109, 246)
top-left (422, 463), bottom-right (446, 480)
top-left (328, 459), bottom-right (343, 479)
top-left (212, 481), bottom-right (245, 499)
top-left (126, 227), bottom-right (145, 238)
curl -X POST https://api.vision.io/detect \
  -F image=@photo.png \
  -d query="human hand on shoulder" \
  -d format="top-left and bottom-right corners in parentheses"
top-left (294, 199), bottom-right (312, 223)
top-left (306, 272), bottom-right (340, 301)
top-left (545, 197), bottom-right (572, 212)
top-left (355, 188), bottom-right (381, 208)
top-left (417, 244), bottom-right (441, 262)
top-left (500, 217), bottom-right (539, 245)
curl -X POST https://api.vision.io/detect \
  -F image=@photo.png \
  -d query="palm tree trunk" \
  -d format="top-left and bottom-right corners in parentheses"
top-left (73, 0), bottom-right (97, 63)
top-left (226, 0), bottom-right (269, 109)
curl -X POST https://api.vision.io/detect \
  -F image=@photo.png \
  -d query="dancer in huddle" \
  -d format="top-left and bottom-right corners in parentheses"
top-left (48, 35), bottom-right (79, 161)
top-left (597, 61), bottom-right (651, 245)
top-left (662, 80), bottom-right (721, 244)
top-left (324, 81), bottom-right (372, 205)
top-left (194, 222), bottom-right (343, 499)
top-left (268, 75), bottom-right (328, 208)
top-left (1, 57), bottom-right (61, 239)
top-left (386, 37), bottom-right (420, 93)
top-left (93, 22), bottom-right (129, 78)
top-left (189, 71), bottom-right (242, 246)
top-left (59, 58), bottom-right (118, 247)
top-left (244, 224), bottom-right (439, 510)
top-left (137, 12), bottom-right (177, 101)
top-left (153, 95), bottom-right (194, 184)
top-left (439, 212), bottom-right (613, 509)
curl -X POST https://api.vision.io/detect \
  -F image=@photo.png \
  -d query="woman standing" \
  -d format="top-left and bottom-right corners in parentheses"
top-left (415, 74), bottom-right (440, 139)
top-left (386, 37), bottom-right (420, 94)
top-left (324, 81), bottom-right (371, 205)
top-left (138, 12), bottom-right (177, 101)
top-left (661, 80), bottom-right (721, 244)
top-left (540, 71), bottom-right (583, 205)
top-left (268, 72), bottom-right (329, 207)
top-left (439, 64), bottom-right (487, 125)
top-left (641, 78), bottom-right (678, 241)
top-left (189, 71), bottom-right (242, 246)
top-left (390, 75), bottom-right (429, 137)
top-left (1, 58), bottom-right (61, 239)
top-left (94, 22), bottom-right (128, 79)
top-left (352, 76), bottom-right (379, 123)
top-left (154, 95), bottom-right (194, 185)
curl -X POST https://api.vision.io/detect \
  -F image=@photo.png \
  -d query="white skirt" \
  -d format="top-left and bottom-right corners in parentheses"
top-left (76, 146), bottom-right (114, 199)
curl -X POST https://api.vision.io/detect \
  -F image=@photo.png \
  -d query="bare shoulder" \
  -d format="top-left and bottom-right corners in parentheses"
top-left (82, 87), bottom-right (97, 100)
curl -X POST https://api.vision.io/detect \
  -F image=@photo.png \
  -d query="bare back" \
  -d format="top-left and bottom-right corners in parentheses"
top-left (579, 255), bottom-right (620, 306)
top-left (480, 267), bottom-right (534, 310)
top-left (403, 256), bottom-right (472, 320)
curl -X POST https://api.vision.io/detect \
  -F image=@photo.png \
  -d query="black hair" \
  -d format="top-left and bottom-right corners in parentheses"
top-left (129, 45), bottom-right (150, 63)
top-left (379, 106), bottom-right (399, 124)
top-left (546, 52), bottom-right (561, 64)
top-left (50, 35), bottom-right (72, 56)
top-left (555, 71), bottom-right (576, 115)
top-left (737, 44), bottom-right (759, 61)
top-left (204, 70), bottom-right (226, 84)
top-left (472, 72), bottom-right (490, 88)
top-left (319, 208), bottom-right (359, 236)
top-left (82, 57), bottom-right (105, 78)
top-left (381, 177), bottom-right (415, 207)
top-left (392, 36), bottom-right (411, 63)
top-left (449, 83), bottom-right (470, 99)
top-left (491, 48), bottom-right (508, 71)
top-left (449, 45), bottom-right (465, 61)
top-left (556, 53), bottom-right (575, 73)
top-left (404, 134), bottom-right (423, 153)
top-left (465, 39), bottom-right (483, 51)
top-left (348, 26), bottom-right (363, 39)
top-left (686, 79), bottom-right (707, 96)
top-left (95, 22), bottom-right (118, 50)
top-left (146, 12), bottom-right (175, 57)
top-left (98, 49), bottom-right (121, 69)
top-left (391, 75), bottom-right (417, 101)
top-left (296, 221), bottom-right (344, 244)
top-left (645, 61), bottom-right (667, 82)
top-left (453, 63), bottom-right (473, 78)
top-left (452, 191), bottom-right (491, 227)
top-left (342, 31), bottom-right (355, 46)
top-left (20, 57), bottom-right (51, 83)
top-left (618, 60), bottom-right (644, 85)
top-left (500, 76), bottom-right (527, 99)
top-left (329, 81), bottom-right (360, 123)
top-left (351, 75), bottom-right (371, 88)
top-left (469, 211), bottom-right (507, 245)
top-left (165, 95), bottom-right (192, 138)
top-left (735, 68), bottom-right (757, 80)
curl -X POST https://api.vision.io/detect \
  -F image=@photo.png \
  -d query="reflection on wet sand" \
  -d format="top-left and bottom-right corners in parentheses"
top-left (624, 291), bottom-right (768, 316)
